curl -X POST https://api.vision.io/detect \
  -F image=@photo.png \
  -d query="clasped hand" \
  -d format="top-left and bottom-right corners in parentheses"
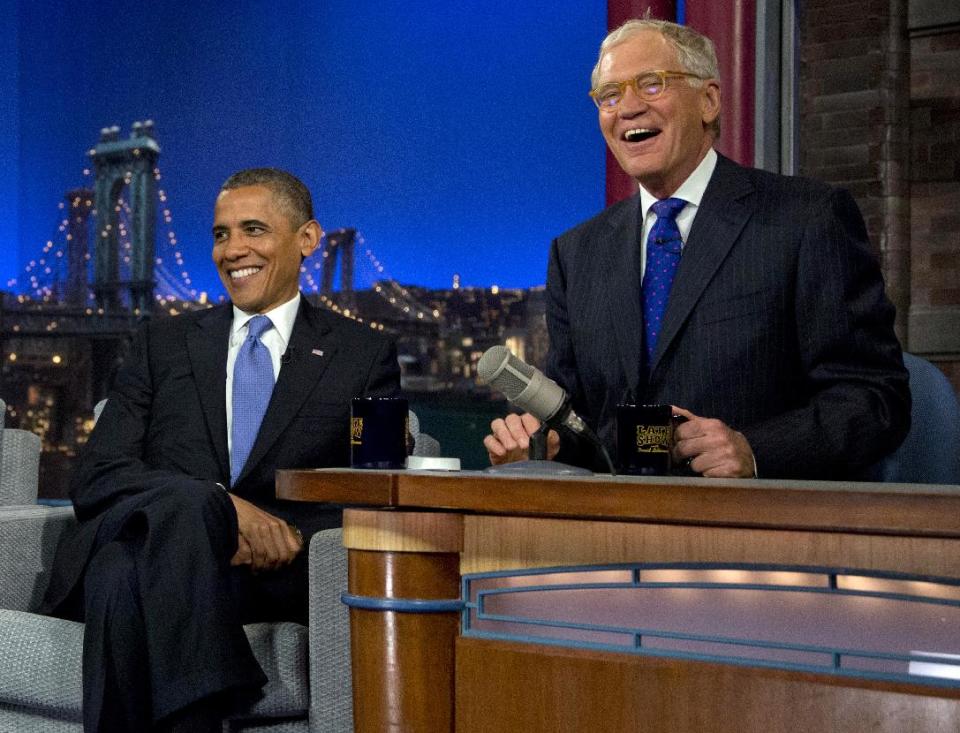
top-left (229, 494), bottom-right (303, 572)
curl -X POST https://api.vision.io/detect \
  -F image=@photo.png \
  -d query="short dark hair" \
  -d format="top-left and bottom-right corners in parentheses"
top-left (220, 168), bottom-right (314, 227)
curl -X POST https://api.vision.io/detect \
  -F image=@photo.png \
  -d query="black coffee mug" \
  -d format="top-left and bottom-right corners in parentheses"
top-left (616, 403), bottom-right (675, 476)
top-left (350, 397), bottom-right (409, 469)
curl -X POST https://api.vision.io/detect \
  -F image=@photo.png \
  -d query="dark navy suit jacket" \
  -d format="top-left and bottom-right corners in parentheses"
top-left (43, 297), bottom-right (400, 612)
top-left (546, 154), bottom-right (910, 478)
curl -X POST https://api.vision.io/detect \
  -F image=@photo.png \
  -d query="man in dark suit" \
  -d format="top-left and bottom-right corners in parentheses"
top-left (485, 19), bottom-right (909, 479)
top-left (43, 168), bottom-right (400, 732)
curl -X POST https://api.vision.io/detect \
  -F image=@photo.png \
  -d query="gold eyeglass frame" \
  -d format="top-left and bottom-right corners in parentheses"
top-left (589, 69), bottom-right (707, 110)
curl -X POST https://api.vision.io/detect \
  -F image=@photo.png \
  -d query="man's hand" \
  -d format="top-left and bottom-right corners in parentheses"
top-left (672, 406), bottom-right (756, 478)
top-left (483, 412), bottom-right (560, 465)
top-left (229, 495), bottom-right (303, 572)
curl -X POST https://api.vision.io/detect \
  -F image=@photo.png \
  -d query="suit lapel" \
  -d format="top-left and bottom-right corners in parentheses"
top-left (600, 195), bottom-right (645, 397)
top-left (650, 156), bottom-right (756, 377)
top-left (186, 305), bottom-right (232, 481)
top-left (234, 299), bottom-right (336, 485)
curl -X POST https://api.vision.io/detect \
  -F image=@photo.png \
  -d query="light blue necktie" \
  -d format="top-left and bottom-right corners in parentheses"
top-left (231, 315), bottom-right (275, 485)
top-left (642, 197), bottom-right (687, 370)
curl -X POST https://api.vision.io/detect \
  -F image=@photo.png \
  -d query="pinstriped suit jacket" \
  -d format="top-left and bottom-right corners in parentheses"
top-left (545, 154), bottom-right (910, 479)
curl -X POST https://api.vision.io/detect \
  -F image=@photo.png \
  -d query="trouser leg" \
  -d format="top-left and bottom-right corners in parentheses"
top-left (82, 540), bottom-right (152, 732)
top-left (233, 546), bottom-right (310, 625)
top-left (136, 485), bottom-right (266, 720)
top-left (156, 697), bottom-right (223, 733)
top-left (81, 481), bottom-right (267, 732)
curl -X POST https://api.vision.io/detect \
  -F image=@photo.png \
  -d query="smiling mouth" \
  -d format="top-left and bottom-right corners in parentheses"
top-left (623, 128), bottom-right (660, 142)
top-left (229, 266), bottom-right (262, 281)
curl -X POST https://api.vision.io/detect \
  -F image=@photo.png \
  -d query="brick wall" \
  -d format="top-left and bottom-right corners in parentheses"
top-left (910, 33), bottom-right (960, 287)
top-left (908, 27), bottom-right (960, 390)
top-left (799, 0), bottom-right (960, 394)
top-left (799, 1), bottom-right (890, 201)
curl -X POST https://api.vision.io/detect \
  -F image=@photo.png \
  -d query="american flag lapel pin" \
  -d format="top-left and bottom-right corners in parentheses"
top-left (311, 349), bottom-right (324, 357)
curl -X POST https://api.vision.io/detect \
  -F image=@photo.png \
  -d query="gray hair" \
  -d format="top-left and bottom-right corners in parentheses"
top-left (590, 19), bottom-right (721, 135)
top-left (220, 167), bottom-right (314, 227)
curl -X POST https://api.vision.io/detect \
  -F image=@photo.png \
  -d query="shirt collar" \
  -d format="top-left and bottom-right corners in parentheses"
top-left (230, 292), bottom-right (301, 349)
top-left (638, 147), bottom-right (718, 219)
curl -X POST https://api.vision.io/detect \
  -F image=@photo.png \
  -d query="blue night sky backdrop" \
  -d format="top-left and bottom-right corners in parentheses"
top-left (1, 0), bottom-right (608, 295)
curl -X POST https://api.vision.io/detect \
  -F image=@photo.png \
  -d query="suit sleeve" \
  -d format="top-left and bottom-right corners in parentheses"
top-left (361, 336), bottom-right (402, 400)
top-left (69, 322), bottom-right (216, 522)
top-left (741, 188), bottom-right (911, 478)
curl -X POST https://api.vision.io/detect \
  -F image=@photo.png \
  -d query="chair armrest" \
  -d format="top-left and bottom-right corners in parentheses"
top-left (0, 429), bottom-right (42, 505)
top-left (0, 505), bottom-right (76, 611)
top-left (408, 409), bottom-right (443, 458)
top-left (413, 432), bottom-right (442, 458)
top-left (307, 527), bottom-right (352, 733)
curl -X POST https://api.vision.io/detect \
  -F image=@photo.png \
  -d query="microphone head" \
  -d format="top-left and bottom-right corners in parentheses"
top-left (477, 345), bottom-right (534, 401)
top-left (477, 345), bottom-right (566, 422)
top-left (477, 345), bottom-right (510, 384)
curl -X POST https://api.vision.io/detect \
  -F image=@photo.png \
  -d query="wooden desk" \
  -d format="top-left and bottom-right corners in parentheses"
top-left (277, 469), bottom-right (960, 732)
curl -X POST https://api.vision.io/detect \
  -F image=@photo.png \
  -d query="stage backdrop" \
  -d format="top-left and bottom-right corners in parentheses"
top-left (3, 0), bottom-right (608, 292)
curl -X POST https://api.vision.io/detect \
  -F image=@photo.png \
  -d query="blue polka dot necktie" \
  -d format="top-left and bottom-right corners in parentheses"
top-left (231, 315), bottom-right (275, 485)
top-left (642, 197), bottom-right (687, 369)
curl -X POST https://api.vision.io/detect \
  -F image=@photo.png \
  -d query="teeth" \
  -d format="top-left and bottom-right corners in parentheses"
top-left (230, 267), bottom-right (261, 280)
top-left (624, 128), bottom-right (657, 142)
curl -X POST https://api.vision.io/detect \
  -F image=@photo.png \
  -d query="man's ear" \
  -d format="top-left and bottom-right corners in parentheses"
top-left (299, 220), bottom-right (322, 258)
top-left (701, 80), bottom-right (721, 127)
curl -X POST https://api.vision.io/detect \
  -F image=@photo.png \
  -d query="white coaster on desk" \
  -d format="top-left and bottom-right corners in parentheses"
top-left (406, 456), bottom-right (461, 471)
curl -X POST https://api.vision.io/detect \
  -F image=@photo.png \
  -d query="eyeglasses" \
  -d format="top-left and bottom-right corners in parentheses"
top-left (589, 69), bottom-right (707, 111)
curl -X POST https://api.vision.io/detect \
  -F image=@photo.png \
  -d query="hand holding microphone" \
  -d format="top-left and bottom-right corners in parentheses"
top-left (477, 346), bottom-right (613, 473)
top-left (476, 345), bottom-right (563, 464)
top-left (484, 413), bottom-right (561, 465)
top-left (476, 346), bottom-right (591, 433)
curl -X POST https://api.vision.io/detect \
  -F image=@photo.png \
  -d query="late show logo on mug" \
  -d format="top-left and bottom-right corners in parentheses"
top-left (351, 417), bottom-right (364, 445)
top-left (636, 425), bottom-right (670, 453)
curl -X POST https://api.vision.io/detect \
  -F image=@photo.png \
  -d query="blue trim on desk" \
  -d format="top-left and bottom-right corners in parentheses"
top-left (341, 592), bottom-right (464, 613)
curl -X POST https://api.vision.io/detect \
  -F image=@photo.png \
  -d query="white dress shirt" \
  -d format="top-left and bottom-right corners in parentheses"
top-left (638, 147), bottom-right (718, 280)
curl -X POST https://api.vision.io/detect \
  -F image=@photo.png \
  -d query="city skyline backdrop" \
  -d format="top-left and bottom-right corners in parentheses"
top-left (1, 0), bottom-right (609, 296)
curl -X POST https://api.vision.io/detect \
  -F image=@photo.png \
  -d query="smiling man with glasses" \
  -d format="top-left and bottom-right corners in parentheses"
top-left (484, 19), bottom-right (909, 481)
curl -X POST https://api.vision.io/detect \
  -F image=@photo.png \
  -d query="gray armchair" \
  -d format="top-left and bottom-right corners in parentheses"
top-left (0, 399), bottom-right (355, 732)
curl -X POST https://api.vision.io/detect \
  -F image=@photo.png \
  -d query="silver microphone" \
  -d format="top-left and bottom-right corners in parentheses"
top-left (476, 346), bottom-right (588, 435)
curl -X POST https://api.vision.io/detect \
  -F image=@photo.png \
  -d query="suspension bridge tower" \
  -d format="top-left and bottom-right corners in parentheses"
top-left (90, 121), bottom-right (160, 313)
top-left (322, 227), bottom-right (357, 312)
top-left (64, 188), bottom-right (94, 306)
